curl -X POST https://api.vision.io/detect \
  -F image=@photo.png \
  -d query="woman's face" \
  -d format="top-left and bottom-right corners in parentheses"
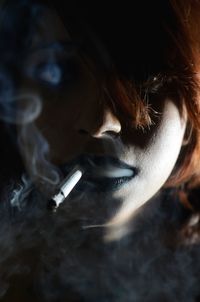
top-left (20, 8), bottom-right (187, 220)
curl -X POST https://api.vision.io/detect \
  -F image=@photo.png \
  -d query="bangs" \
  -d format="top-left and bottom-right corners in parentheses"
top-left (79, 49), bottom-right (189, 131)
top-left (102, 75), bottom-right (159, 130)
top-left (53, 0), bottom-right (192, 130)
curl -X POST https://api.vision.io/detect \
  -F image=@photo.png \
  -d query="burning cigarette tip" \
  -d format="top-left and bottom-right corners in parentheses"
top-left (47, 198), bottom-right (57, 212)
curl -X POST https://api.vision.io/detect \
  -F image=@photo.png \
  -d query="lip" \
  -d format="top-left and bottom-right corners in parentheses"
top-left (77, 175), bottom-right (134, 192)
top-left (60, 154), bottom-right (137, 192)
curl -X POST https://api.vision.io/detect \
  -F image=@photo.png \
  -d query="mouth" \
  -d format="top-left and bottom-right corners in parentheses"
top-left (60, 154), bottom-right (137, 193)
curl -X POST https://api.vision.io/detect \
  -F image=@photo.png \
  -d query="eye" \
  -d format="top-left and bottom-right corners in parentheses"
top-left (36, 62), bottom-right (62, 86)
top-left (24, 55), bottom-right (79, 89)
top-left (32, 59), bottom-right (78, 88)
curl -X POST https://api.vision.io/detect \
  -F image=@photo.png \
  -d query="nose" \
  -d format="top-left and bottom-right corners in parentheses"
top-left (76, 104), bottom-right (122, 138)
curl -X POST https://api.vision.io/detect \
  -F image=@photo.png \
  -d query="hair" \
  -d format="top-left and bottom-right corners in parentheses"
top-left (162, 0), bottom-right (200, 191)
top-left (52, 1), bottom-right (200, 203)
top-left (1, 0), bottom-right (200, 209)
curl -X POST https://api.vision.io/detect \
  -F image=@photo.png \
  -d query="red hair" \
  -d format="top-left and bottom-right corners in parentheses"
top-left (109, 0), bottom-right (200, 212)
top-left (101, 0), bottom-right (200, 196)
top-left (160, 0), bottom-right (200, 191)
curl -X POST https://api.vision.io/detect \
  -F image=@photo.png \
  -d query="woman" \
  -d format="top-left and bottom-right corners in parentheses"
top-left (0, 0), bottom-right (200, 301)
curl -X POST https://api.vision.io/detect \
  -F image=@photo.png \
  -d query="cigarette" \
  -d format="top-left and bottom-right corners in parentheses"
top-left (48, 166), bottom-right (83, 211)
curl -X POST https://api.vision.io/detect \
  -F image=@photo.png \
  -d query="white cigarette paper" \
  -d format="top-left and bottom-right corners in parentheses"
top-left (52, 166), bottom-right (83, 208)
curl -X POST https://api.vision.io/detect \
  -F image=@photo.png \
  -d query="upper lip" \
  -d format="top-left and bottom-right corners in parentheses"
top-left (60, 154), bottom-right (137, 177)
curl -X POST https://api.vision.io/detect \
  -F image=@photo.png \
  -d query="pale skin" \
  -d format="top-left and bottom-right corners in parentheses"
top-left (20, 9), bottom-right (187, 229)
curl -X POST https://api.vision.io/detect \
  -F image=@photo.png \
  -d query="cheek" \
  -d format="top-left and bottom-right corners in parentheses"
top-left (110, 100), bottom-right (187, 227)
top-left (32, 94), bottom-right (83, 164)
top-left (34, 81), bottom-right (99, 162)
top-left (141, 100), bottom-right (186, 188)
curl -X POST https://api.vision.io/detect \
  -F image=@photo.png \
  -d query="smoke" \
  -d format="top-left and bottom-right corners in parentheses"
top-left (0, 0), bottom-right (62, 198)
top-left (10, 174), bottom-right (33, 209)
top-left (0, 1), bottom-right (200, 301)
top-left (0, 92), bottom-right (42, 125)
top-left (18, 123), bottom-right (61, 189)
top-left (0, 189), bottom-right (200, 301)
top-left (0, 77), bottom-right (61, 195)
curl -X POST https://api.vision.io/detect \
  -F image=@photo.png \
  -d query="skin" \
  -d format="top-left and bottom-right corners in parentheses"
top-left (19, 9), bottom-right (187, 225)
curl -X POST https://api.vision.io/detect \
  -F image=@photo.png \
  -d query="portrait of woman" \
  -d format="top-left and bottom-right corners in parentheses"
top-left (0, 0), bottom-right (200, 301)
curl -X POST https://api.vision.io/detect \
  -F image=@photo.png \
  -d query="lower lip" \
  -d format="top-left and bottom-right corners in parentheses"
top-left (74, 175), bottom-right (134, 193)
